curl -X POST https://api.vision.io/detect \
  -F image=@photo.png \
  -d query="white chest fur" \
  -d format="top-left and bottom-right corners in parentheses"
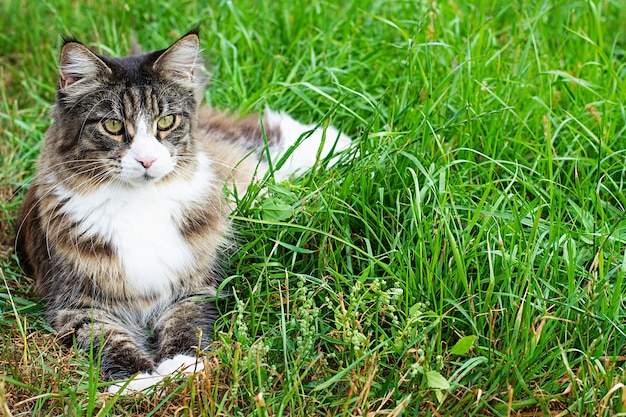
top-left (54, 155), bottom-right (215, 296)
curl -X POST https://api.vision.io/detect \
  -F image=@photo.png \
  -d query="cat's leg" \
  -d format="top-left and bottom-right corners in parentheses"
top-left (54, 308), bottom-right (161, 393)
top-left (152, 297), bottom-right (217, 375)
top-left (262, 110), bottom-right (352, 181)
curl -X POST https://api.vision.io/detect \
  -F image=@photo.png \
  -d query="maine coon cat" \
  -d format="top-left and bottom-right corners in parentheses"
top-left (16, 31), bottom-right (350, 393)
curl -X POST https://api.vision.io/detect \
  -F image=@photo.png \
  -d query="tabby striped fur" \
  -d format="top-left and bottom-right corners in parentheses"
top-left (16, 31), bottom-right (350, 392)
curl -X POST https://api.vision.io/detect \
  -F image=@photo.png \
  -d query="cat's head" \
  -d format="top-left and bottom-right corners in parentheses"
top-left (49, 31), bottom-right (207, 188)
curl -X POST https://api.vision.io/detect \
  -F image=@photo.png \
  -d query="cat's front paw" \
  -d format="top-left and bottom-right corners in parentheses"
top-left (156, 354), bottom-right (205, 375)
top-left (107, 372), bottom-right (164, 394)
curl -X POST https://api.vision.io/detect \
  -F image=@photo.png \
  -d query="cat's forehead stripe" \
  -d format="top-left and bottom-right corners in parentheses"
top-left (119, 86), bottom-right (163, 121)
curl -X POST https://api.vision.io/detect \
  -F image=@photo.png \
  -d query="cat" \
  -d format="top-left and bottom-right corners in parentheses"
top-left (15, 30), bottom-right (350, 394)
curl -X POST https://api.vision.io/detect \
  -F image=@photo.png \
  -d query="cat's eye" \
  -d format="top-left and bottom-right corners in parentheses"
top-left (157, 115), bottom-right (176, 131)
top-left (102, 119), bottom-right (125, 136)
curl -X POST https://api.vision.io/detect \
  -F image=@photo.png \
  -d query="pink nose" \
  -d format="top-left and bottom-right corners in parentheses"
top-left (136, 156), bottom-right (156, 169)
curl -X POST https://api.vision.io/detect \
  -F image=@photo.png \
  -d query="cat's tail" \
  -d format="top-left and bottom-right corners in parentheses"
top-left (197, 108), bottom-right (351, 194)
top-left (261, 109), bottom-right (352, 181)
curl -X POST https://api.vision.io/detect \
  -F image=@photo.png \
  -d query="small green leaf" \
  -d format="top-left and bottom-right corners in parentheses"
top-left (260, 197), bottom-right (293, 221)
top-left (426, 370), bottom-right (450, 390)
top-left (450, 335), bottom-right (477, 355)
top-left (408, 302), bottom-right (423, 316)
top-left (434, 389), bottom-right (445, 404)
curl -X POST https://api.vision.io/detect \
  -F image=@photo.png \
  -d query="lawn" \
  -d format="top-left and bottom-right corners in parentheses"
top-left (2, 0), bottom-right (626, 415)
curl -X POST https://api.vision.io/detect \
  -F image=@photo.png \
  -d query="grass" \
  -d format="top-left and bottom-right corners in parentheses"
top-left (2, 0), bottom-right (626, 415)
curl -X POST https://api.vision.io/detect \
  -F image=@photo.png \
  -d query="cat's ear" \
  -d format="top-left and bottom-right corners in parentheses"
top-left (153, 32), bottom-right (206, 89)
top-left (59, 41), bottom-right (111, 89)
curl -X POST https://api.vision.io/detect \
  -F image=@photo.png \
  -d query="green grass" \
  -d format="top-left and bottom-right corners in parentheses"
top-left (2, 0), bottom-right (626, 415)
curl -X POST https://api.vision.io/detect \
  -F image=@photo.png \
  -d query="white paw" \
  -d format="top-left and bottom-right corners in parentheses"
top-left (107, 372), bottom-right (164, 394)
top-left (156, 354), bottom-right (205, 375)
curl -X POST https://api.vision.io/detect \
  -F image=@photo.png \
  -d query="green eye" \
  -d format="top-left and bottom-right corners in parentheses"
top-left (102, 119), bottom-right (125, 136)
top-left (157, 115), bottom-right (176, 131)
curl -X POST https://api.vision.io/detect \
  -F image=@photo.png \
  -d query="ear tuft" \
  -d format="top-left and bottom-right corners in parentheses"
top-left (153, 33), bottom-right (206, 87)
top-left (59, 42), bottom-right (110, 89)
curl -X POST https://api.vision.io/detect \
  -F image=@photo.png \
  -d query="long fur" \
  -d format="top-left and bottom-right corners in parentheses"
top-left (16, 31), bottom-right (350, 392)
